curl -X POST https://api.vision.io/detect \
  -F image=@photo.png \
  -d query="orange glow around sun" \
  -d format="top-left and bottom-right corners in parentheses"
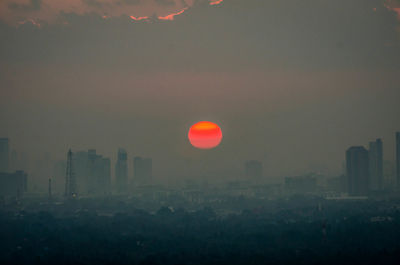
top-left (188, 121), bottom-right (223, 149)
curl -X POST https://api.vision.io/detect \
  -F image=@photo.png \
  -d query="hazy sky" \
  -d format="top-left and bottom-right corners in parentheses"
top-left (1, 0), bottom-right (400, 184)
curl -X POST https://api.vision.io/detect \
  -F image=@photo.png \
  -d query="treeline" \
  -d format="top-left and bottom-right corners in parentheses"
top-left (1, 203), bottom-right (400, 265)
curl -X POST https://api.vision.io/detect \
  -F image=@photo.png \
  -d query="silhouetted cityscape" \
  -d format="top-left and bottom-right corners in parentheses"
top-left (2, 132), bottom-right (400, 199)
top-left (0, 133), bottom-right (400, 264)
top-left (1, 0), bottom-right (400, 264)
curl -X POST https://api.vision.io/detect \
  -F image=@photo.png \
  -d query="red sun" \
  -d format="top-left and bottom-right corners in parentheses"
top-left (188, 121), bottom-right (223, 149)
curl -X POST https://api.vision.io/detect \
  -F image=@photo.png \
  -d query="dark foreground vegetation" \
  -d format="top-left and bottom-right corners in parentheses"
top-left (1, 199), bottom-right (400, 265)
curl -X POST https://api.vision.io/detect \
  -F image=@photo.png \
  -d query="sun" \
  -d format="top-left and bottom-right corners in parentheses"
top-left (188, 121), bottom-right (223, 149)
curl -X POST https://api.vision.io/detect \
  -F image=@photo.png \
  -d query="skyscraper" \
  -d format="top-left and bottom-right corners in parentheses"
top-left (397, 132), bottom-right (400, 188)
top-left (0, 138), bottom-right (9, 173)
top-left (245, 160), bottom-right (263, 178)
top-left (74, 151), bottom-right (89, 194)
top-left (346, 146), bottom-right (369, 196)
top-left (65, 149), bottom-right (77, 198)
top-left (99, 157), bottom-right (111, 195)
top-left (369, 139), bottom-right (383, 191)
top-left (73, 149), bottom-right (111, 195)
top-left (0, 170), bottom-right (27, 197)
top-left (133, 157), bottom-right (152, 185)
top-left (115, 148), bottom-right (128, 193)
top-left (87, 149), bottom-right (98, 194)
top-left (87, 149), bottom-right (111, 195)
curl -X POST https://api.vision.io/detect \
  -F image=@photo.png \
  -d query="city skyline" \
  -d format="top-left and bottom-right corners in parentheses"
top-left (1, 1), bottom-right (400, 264)
top-left (1, 131), bottom-right (400, 195)
top-left (2, 128), bottom-right (400, 183)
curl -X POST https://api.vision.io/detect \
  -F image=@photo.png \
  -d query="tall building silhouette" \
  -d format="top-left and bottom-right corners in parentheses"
top-left (346, 146), bottom-right (369, 196)
top-left (133, 157), bottom-right (152, 185)
top-left (0, 170), bottom-right (27, 198)
top-left (397, 132), bottom-right (400, 188)
top-left (245, 160), bottom-right (263, 178)
top-left (0, 138), bottom-right (9, 173)
top-left (48, 178), bottom-right (52, 200)
top-left (383, 160), bottom-right (395, 188)
top-left (65, 149), bottom-right (77, 198)
top-left (369, 139), bottom-right (383, 191)
top-left (115, 148), bottom-right (128, 193)
top-left (87, 149), bottom-right (111, 195)
top-left (74, 151), bottom-right (89, 194)
top-left (99, 157), bottom-right (111, 195)
top-left (72, 149), bottom-right (111, 195)
top-left (87, 149), bottom-right (97, 194)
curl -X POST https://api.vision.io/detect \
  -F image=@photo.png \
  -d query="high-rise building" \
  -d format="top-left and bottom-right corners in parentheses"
top-left (133, 157), bottom-right (152, 185)
top-left (346, 146), bottom-right (369, 196)
top-left (73, 149), bottom-right (111, 195)
top-left (245, 160), bottom-right (263, 178)
top-left (99, 157), bottom-right (111, 195)
top-left (383, 160), bottom-right (395, 188)
top-left (87, 149), bottom-right (98, 194)
top-left (0, 138), bottom-right (9, 173)
top-left (397, 132), bottom-right (400, 188)
top-left (10, 149), bottom-right (17, 172)
top-left (65, 149), bottom-right (77, 198)
top-left (74, 151), bottom-right (89, 194)
top-left (115, 148), bottom-right (128, 193)
top-left (53, 160), bottom-right (67, 194)
top-left (87, 149), bottom-right (111, 195)
top-left (369, 139), bottom-right (383, 191)
top-left (0, 170), bottom-right (27, 197)
top-left (48, 178), bottom-right (52, 200)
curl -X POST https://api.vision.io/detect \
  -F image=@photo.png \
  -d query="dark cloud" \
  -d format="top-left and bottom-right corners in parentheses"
top-left (155, 0), bottom-right (176, 6)
top-left (1, 0), bottom-right (398, 71)
top-left (388, 0), bottom-right (400, 6)
top-left (83, 0), bottom-right (168, 8)
top-left (116, 0), bottom-right (142, 5)
top-left (83, 0), bottom-right (106, 8)
top-left (83, 0), bottom-right (140, 8)
top-left (8, 0), bottom-right (42, 11)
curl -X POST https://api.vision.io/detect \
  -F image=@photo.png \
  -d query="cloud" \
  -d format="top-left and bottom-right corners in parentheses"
top-left (82, 0), bottom-right (107, 8)
top-left (209, 0), bottom-right (223, 5)
top-left (158, 7), bottom-right (187, 20)
top-left (0, 0), bottom-right (399, 71)
top-left (0, 0), bottom-right (193, 25)
top-left (8, 0), bottom-right (42, 11)
top-left (83, 0), bottom-right (142, 8)
top-left (155, 0), bottom-right (176, 6)
top-left (386, 0), bottom-right (400, 7)
top-left (118, 0), bottom-right (142, 4)
top-left (1, 0), bottom-right (399, 28)
top-left (130, 15), bottom-right (149, 21)
top-left (385, 0), bottom-right (400, 20)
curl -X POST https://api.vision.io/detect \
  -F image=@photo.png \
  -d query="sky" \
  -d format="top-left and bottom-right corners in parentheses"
top-left (1, 0), bottom-right (400, 187)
